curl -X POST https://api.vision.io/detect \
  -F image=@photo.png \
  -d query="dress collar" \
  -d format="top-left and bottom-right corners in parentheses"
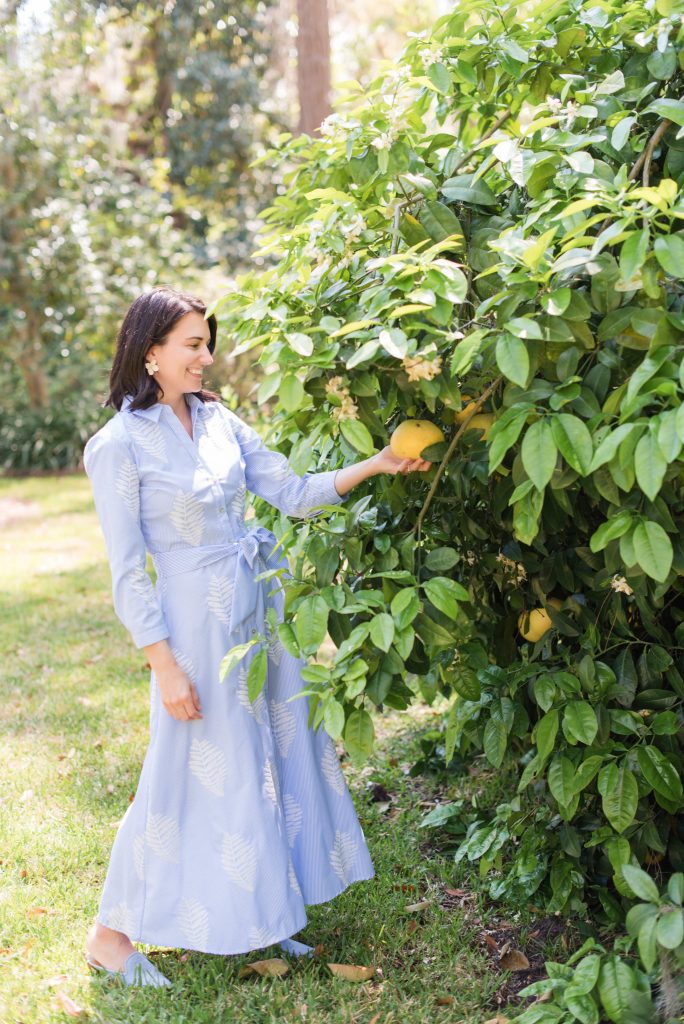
top-left (121, 393), bottom-right (208, 421)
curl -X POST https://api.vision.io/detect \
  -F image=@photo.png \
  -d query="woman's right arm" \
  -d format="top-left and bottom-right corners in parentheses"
top-left (83, 430), bottom-right (201, 720)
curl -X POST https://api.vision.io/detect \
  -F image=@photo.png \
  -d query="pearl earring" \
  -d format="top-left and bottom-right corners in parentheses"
top-left (145, 355), bottom-right (159, 375)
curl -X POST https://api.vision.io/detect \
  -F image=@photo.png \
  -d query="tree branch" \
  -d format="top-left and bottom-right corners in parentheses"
top-left (627, 119), bottom-right (670, 183)
top-left (413, 375), bottom-right (503, 539)
top-left (448, 110), bottom-right (512, 177)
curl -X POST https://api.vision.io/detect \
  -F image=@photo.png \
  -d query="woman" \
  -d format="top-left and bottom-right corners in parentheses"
top-left (83, 286), bottom-right (431, 987)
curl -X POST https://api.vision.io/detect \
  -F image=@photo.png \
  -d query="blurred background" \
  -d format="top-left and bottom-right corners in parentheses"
top-left (0, 0), bottom-right (445, 471)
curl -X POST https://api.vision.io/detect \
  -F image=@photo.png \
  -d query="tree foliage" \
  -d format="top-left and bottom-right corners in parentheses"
top-left (216, 0), bottom-right (684, 975)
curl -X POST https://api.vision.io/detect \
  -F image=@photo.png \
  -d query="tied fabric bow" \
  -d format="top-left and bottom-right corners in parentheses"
top-left (228, 526), bottom-right (287, 637)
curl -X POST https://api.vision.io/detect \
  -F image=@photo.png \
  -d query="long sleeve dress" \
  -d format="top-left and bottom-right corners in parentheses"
top-left (83, 392), bottom-right (375, 955)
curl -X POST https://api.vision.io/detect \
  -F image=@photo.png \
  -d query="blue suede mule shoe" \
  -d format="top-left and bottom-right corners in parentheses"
top-left (85, 950), bottom-right (172, 988)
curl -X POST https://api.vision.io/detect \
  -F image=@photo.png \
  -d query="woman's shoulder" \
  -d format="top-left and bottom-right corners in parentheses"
top-left (83, 412), bottom-right (132, 466)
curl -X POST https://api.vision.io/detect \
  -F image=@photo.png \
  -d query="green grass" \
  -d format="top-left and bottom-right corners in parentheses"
top-left (0, 474), bottom-right (569, 1024)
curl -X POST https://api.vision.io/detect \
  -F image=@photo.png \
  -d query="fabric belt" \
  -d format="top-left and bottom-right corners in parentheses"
top-left (150, 525), bottom-right (285, 636)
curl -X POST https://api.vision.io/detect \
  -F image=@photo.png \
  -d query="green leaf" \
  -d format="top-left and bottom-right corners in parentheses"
top-left (487, 403), bottom-right (531, 472)
top-left (619, 228), bottom-right (649, 282)
top-left (483, 718), bottom-right (507, 768)
top-left (339, 418), bottom-right (375, 456)
top-left (535, 709), bottom-right (559, 761)
top-left (424, 547), bottom-right (459, 570)
top-left (346, 339), bottom-right (379, 369)
top-left (423, 576), bottom-right (469, 618)
top-left (219, 639), bottom-right (259, 682)
top-left (611, 116), bottom-right (635, 150)
top-left (638, 914), bottom-right (658, 972)
top-left (294, 595), bottom-right (330, 655)
top-left (599, 763), bottom-right (638, 833)
top-left (551, 414), bottom-right (593, 475)
top-left (427, 61), bottom-right (451, 94)
top-left (390, 588), bottom-right (421, 629)
top-left (637, 745), bottom-right (683, 801)
top-left (589, 424), bottom-right (637, 472)
top-left (621, 864), bottom-right (660, 903)
top-left (653, 234), bottom-right (684, 277)
top-left (564, 991), bottom-right (599, 1024)
top-left (285, 332), bottom-right (313, 356)
top-left (420, 201), bottom-right (464, 247)
top-left (572, 755), bottom-right (604, 794)
top-left (598, 956), bottom-right (637, 1023)
top-left (369, 612), bottom-right (395, 652)
top-left (521, 419), bottom-right (557, 490)
top-left (344, 708), bottom-right (375, 763)
top-left (656, 908), bottom-right (684, 950)
top-left (632, 520), bottom-right (673, 582)
top-left (548, 754), bottom-right (576, 806)
top-left (323, 697), bottom-right (345, 740)
top-left (247, 646), bottom-right (268, 704)
top-left (634, 430), bottom-right (667, 501)
top-left (644, 97), bottom-right (684, 126)
top-left (589, 511), bottom-right (633, 552)
top-left (280, 374), bottom-right (305, 411)
top-left (441, 173), bottom-right (498, 206)
top-left (564, 701), bottom-right (598, 745)
top-left (451, 664), bottom-right (480, 701)
top-left (496, 332), bottom-right (530, 388)
top-left (335, 623), bottom-right (370, 662)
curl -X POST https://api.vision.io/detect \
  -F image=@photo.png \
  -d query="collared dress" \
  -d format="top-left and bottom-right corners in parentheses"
top-left (83, 393), bottom-right (375, 955)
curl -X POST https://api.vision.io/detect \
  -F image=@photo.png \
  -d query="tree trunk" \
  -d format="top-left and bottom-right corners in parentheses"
top-left (16, 316), bottom-right (49, 410)
top-left (296, 0), bottom-right (331, 135)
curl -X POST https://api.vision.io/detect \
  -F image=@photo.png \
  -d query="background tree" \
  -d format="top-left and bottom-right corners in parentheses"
top-left (296, 0), bottom-right (331, 134)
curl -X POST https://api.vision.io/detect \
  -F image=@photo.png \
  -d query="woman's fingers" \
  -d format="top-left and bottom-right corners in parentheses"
top-left (190, 684), bottom-right (203, 716)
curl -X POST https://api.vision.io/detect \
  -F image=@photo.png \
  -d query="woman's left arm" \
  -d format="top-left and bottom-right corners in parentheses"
top-left (334, 446), bottom-right (432, 496)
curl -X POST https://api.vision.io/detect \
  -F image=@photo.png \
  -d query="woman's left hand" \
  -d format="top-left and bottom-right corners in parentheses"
top-left (371, 445), bottom-right (432, 476)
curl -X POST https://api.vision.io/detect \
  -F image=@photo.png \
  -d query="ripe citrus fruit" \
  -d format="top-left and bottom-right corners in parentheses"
top-left (518, 599), bottom-right (562, 642)
top-left (466, 413), bottom-right (494, 439)
top-left (390, 419), bottom-right (445, 459)
top-left (455, 396), bottom-right (478, 422)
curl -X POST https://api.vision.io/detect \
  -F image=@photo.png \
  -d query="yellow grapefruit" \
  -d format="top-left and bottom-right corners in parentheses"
top-left (518, 598), bottom-right (562, 642)
top-left (466, 413), bottom-right (494, 439)
top-left (390, 419), bottom-right (445, 459)
top-left (455, 396), bottom-right (479, 422)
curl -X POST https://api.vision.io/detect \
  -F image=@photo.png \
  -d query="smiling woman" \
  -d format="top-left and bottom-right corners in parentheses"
top-left (81, 285), bottom-right (431, 987)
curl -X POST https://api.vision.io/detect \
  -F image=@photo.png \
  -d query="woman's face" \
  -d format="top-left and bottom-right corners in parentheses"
top-left (148, 311), bottom-right (214, 399)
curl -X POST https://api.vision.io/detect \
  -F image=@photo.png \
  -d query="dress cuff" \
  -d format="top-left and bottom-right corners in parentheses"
top-left (132, 626), bottom-right (171, 650)
top-left (310, 468), bottom-right (346, 508)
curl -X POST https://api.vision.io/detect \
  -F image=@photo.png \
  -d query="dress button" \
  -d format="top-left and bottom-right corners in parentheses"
top-left (218, 506), bottom-right (225, 514)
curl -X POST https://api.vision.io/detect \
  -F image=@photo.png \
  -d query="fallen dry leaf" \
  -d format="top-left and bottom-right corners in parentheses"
top-left (484, 1017), bottom-right (510, 1024)
top-left (238, 957), bottom-right (289, 978)
top-left (500, 949), bottom-right (530, 971)
top-left (28, 906), bottom-right (53, 917)
top-left (406, 920), bottom-right (419, 934)
top-left (55, 991), bottom-right (87, 1017)
top-left (404, 899), bottom-right (432, 913)
top-left (483, 933), bottom-right (499, 952)
top-left (41, 974), bottom-right (69, 988)
top-left (326, 963), bottom-right (376, 981)
top-left (436, 995), bottom-right (455, 1005)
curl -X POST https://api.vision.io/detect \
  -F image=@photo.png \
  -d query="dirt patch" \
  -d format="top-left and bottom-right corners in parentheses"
top-left (0, 499), bottom-right (42, 530)
top-left (481, 912), bottom-right (572, 1008)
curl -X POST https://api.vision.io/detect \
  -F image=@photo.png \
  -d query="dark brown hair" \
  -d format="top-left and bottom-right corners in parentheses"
top-left (106, 286), bottom-right (220, 411)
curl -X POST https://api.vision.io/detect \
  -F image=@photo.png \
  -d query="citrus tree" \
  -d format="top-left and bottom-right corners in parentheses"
top-left (214, 0), bottom-right (684, 994)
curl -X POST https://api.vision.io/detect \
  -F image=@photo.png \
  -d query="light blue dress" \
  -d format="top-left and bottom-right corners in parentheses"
top-left (83, 393), bottom-right (375, 955)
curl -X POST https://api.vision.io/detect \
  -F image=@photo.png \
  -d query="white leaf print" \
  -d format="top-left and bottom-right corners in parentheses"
top-left (104, 901), bottom-right (136, 936)
top-left (128, 564), bottom-right (156, 601)
top-left (194, 416), bottom-right (210, 444)
top-left (263, 758), bottom-right (280, 805)
top-left (170, 490), bottom-right (205, 546)
top-left (283, 793), bottom-right (302, 848)
top-left (329, 831), bottom-right (358, 886)
top-left (230, 482), bottom-right (246, 517)
top-left (271, 460), bottom-right (292, 484)
top-left (133, 834), bottom-right (145, 880)
top-left (127, 417), bottom-right (167, 462)
top-left (145, 813), bottom-right (180, 863)
top-left (221, 832), bottom-right (257, 891)
top-left (237, 666), bottom-right (267, 724)
top-left (114, 459), bottom-right (139, 518)
top-left (207, 574), bottom-right (233, 625)
top-left (266, 629), bottom-right (284, 667)
top-left (249, 925), bottom-right (276, 950)
top-left (288, 855), bottom-right (302, 897)
top-left (171, 647), bottom-right (198, 683)
top-left (269, 700), bottom-right (296, 759)
top-left (321, 742), bottom-right (346, 796)
top-left (189, 737), bottom-right (227, 797)
top-left (177, 897), bottom-right (209, 949)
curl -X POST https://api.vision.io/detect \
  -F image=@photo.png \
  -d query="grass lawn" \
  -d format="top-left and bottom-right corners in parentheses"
top-left (0, 474), bottom-right (572, 1024)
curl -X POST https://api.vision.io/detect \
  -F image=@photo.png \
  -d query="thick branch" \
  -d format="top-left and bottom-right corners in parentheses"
top-left (627, 119), bottom-right (670, 183)
top-left (448, 110), bottom-right (512, 177)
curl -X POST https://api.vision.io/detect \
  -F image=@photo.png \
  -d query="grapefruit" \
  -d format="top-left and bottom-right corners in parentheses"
top-left (466, 413), bottom-right (494, 439)
top-left (455, 396), bottom-right (478, 422)
top-left (390, 419), bottom-right (445, 459)
top-left (518, 598), bottom-right (562, 642)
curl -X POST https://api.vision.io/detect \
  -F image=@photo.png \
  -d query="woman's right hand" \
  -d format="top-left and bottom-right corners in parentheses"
top-left (155, 662), bottom-right (203, 721)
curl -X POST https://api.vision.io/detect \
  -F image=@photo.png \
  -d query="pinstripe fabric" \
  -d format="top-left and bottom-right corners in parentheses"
top-left (83, 395), bottom-right (374, 954)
